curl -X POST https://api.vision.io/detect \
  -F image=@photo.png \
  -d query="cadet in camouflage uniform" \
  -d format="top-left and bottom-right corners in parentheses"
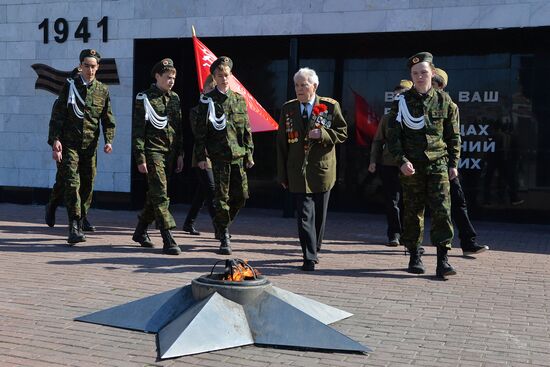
top-left (387, 52), bottom-right (461, 278)
top-left (45, 98), bottom-right (65, 227)
top-left (194, 56), bottom-right (254, 255)
top-left (45, 68), bottom-right (96, 231)
top-left (132, 58), bottom-right (183, 256)
top-left (51, 49), bottom-right (116, 244)
top-left (368, 80), bottom-right (412, 247)
top-left (182, 74), bottom-right (216, 236)
top-left (432, 68), bottom-right (489, 257)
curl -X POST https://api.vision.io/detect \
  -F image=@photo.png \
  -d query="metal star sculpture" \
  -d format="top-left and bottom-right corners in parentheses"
top-left (76, 272), bottom-right (370, 359)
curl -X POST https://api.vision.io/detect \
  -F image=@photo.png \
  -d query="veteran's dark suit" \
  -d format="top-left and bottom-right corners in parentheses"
top-left (277, 95), bottom-right (347, 264)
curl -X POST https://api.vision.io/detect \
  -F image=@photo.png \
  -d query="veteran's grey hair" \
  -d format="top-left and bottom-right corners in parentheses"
top-left (293, 67), bottom-right (319, 86)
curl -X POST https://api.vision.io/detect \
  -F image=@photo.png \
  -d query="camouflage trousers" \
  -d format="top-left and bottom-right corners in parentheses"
top-left (49, 161), bottom-right (92, 217)
top-left (211, 159), bottom-right (249, 231)
top-left (62, 145), bottom-right (97, 220)
top-left (138, 152), bottom-right (176, 230)
top-left (400, 158), bottom-right (453, 251)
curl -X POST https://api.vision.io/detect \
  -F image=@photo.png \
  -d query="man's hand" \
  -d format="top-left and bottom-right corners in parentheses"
top-left (52, 150), bottom-right (62, 162)
top-left (175, 155), bottom-right (184, 173)
top-left (197, 161), bottom-right (208, 170)
top-left (137, 162), bottom-right (148, 174)
top-left (281, 181), bottom-right (288, 189)
top-left (449, 167), bottom-right (458, 180)
top-left (308, 128), bottom-right (322, 140)
top-left (104, 144), bottom-right (113, 154)
top-left (245, 160), bottom-right (255, 169)
top-left (52, 140), bottom-right (62, 153)
top-left (368, 163), bottom-right (376, 173)
top-left (400, 161), bottom-right (415, 176)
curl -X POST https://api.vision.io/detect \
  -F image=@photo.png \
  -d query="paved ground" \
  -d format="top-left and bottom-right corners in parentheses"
top-left (1, 202), bottom-right (549, 367)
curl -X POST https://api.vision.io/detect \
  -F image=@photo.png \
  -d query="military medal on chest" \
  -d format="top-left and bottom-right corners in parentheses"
top-left (285, 113), bottom-right (298, 143)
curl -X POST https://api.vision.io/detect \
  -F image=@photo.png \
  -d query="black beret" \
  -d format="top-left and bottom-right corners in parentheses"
top-left (151, 58), bottom-right (175, 77)
top-left (407, 52), bottom-right (433, 69)
top-left (79, 49), bottom-right (101, 63)
top-left (210, 56), bottom-right (233, 74)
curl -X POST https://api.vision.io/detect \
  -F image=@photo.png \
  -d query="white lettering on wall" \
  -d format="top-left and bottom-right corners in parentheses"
top-left (457, 91), bottom-right (499, 102)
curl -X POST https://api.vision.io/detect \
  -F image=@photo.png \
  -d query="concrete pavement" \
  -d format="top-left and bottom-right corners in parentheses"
top-left (1, 203), bottom-right (549, 366)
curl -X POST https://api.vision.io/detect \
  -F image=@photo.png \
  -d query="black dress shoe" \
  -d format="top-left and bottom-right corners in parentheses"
top-left (462, 243), bottom-right (489, 256)
top-left (386, 238), bottom-right (400, 247)
top-left (81, 217), bottom-right (96, 232)
top-left (45, 203), bottom-right (56, 227)
top-left (301, 260), bottom-right (315, 271)
top-left (182, 222), bottom-right (200, 235)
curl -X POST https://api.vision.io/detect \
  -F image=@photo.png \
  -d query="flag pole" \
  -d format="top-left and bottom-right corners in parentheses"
top-left (191, 25), bottom-right (204, 91)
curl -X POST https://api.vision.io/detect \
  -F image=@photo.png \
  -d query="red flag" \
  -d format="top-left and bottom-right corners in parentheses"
top-left (352, 90), bottom-right (379, 147)
top-left (192, 35), bottom-right (278, 133)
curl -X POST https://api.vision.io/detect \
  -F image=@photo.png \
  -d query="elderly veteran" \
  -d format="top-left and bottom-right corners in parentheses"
top-left (277, 67), bottom-right (347, 271)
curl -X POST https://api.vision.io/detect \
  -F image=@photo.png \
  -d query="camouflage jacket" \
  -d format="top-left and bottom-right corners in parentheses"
top-left (276, 95), bottom-right (348, 193)
top-left (370, 114), bottom-right (398, 167)
top-left (132, 84), bottom-right (183, 165)
top-left (194, 88), bottom-right (254, 164)
top-left (387, 87), bottom-right (461, 168)
top-left (51, 77), bottom-right (116, 150)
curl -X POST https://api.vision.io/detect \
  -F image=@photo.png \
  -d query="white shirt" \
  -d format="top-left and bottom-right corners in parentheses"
top-left (80, 74), bottom-right (92, 87)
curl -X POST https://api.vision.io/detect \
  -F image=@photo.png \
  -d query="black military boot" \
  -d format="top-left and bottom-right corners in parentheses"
top-left (407, 247), bottom-right (425, 274)
top-left (218, 229), bottom-right (232, 255)
top-left (160, 229), bottom-right (181, 255)
top-left (67, 219), bottom-right (86, 245)
top-left (81, 217), bottom-right (96, 232)
top-left (182, 220), bottom-right (200, 235)
top-left (132, 221), bottom-right (155, 248)
top-left (436, 246), bottom-right (457, 278)
top-left (45, 203), bottom-right (56, 227)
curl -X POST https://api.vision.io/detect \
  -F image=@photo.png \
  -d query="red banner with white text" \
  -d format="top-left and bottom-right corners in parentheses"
top-left (192, 36), bottom-right (278, 133)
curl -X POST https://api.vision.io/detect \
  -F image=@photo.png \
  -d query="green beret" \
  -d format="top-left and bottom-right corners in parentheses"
top-left (79, 49), bottom-right (101, 63)
top-left (407, 52), bottom-right (433, 69)
top-left (151, 58), bottom-right (175, 77)
top-left (210, 56), bottom-right (233, 74)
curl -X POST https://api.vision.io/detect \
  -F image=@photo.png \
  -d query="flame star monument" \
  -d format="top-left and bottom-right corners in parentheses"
top-left (75, 260), bottom-right (371, 359)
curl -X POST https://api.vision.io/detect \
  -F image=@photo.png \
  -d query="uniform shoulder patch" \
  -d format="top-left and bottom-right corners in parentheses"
top-left (319, 97), bottom-right (337, 105)
top-left (283, 98), bottom-right (298, 107)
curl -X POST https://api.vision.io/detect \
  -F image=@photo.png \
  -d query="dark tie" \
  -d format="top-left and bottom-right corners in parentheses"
top-left (301, 103), bottom-right (309, 125)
